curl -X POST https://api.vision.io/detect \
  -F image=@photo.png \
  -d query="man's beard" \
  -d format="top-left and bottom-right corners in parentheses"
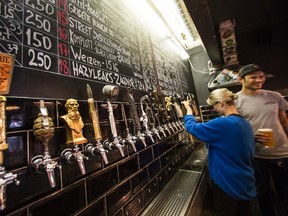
top-left (67, 111), bottom-right (80, 121)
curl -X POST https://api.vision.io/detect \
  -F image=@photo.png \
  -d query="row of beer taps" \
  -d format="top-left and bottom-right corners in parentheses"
top-left (0, 85), bottom-right (198, 210)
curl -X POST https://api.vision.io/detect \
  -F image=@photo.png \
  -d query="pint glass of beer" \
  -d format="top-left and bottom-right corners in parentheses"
top-left (257, 128), bottom-right (275, 148)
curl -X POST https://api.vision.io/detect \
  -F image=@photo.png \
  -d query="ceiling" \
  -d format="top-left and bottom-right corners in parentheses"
top-left (184, 0), bottom-right (288, 68)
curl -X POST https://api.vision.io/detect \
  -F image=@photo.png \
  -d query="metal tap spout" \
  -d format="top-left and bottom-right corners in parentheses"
top-left (97, 145), bottom-right (109, 165)
top-left (168, 123), bottom-right (176, 133)
top-left (85, 143), bottom-right (109, 164)
top-left (146, 131), bottom-right (155, 143)
top-left (152, 128), bottom-right (161, 140)
top-left (125, 134), bottom-right (137, 152)
top-left (32, 152), bottom-right (58, 188)
top-left (175, 121), bottom-right (182, 130)
top-left (163, 124), bottom-right (172, 135)
top-left (114, 138), bottom-right (125, 157)
top-left (103, 138), bottom-right (125, 157)
top-left (61, 146), bottom-right (87, 175)
top-left (172, 122), bottom-right (179, 132)
top-left (137, 131), bottom-right (147, 147)
top-left (178, 121), bottom-right (184, 129)
top-left (74, 146), bottom-right (87, 175)
top-left (158, 126), bottom-right (167, 137)
top-left (43, 153), bottom-right (57, 188)
top-left (0, 166), bottom-right (20, 210)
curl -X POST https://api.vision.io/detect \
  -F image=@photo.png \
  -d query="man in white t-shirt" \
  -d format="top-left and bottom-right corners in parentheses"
top-left (235, 64), bottom-right (288, 216)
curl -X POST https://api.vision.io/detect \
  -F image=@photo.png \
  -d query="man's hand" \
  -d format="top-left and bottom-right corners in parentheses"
top-left (255, 131), bottom-right (273, 146)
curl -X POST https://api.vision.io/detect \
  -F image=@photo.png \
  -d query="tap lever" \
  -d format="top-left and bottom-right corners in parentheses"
top-left (102, 85), bottom-right (125, 157)
top-left (60, 148), bottom-right (75, 163)
top-left (86, 84), bottom-right (109, 163)
top-left (140, 95), bottom-right (155, 143)
top-left (39, 100), bottom-right (49, 129)
top-left (120, 103), bottom-right (137, 152)
top-left (127, 89), bottom-right (147, 148)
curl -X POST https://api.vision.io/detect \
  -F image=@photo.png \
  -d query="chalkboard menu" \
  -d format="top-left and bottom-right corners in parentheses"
top-left (0, 0), bottom-right (192, 99)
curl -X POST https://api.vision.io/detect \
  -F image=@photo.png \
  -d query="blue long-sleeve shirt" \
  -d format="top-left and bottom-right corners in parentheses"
top-left (184, 114), bottom-right (256, 200)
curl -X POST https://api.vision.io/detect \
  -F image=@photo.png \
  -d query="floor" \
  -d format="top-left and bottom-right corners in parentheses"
top-left (199, 186), bottom-right (215, 216)
top-left (200, 186), bottom-right (288, 216)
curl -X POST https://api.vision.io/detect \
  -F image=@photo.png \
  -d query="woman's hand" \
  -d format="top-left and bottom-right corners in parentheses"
top-left (182, 100), bottom-right (193, 115)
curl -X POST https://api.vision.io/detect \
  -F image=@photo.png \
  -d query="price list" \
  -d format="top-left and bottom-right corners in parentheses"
top-left (0, 0), bottom-right (145, 91)
top-left (0, 0), bottom-right (58, 73)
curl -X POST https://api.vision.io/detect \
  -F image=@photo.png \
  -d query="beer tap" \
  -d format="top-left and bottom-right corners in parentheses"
top-left (165, 96), bottom-right (182, 130)
top-left (172, 93), bottom-right (184, 119)
top-left (0, 96), bottom-right (20, 210)
top-left (149, 93), bottom-right (167, 137)
top-left (121, 104), bottom-right (137, 152)
top-left (60, 145), bottom-right (87, 175)
top-left (186, 93), bottom-right (199, 115)
top-left (185, 93), bottom-right (201, 121)
top-left (183, 93), bottom-right (200, 143)
top-left (150, 90), bottom-right (172, 136)
top-left (154, 93), bottom-right (175, 134)
top-left (150, 98), bottom-right (167, 138)
top-left (31, 100), bottom-right (58, 188)
top-left (102, 85), bottom-right (125, 157)
top-left (85, 84), bottom-right (108, 164)
top-left (60, 99), bottom-right (88, 175)
top-left (142, 96), bottom-right (161, 140)
top-left (174, 93), bottom-right (186, 127)
top-left (140, 95), bottom-right (155, 143)
top-left (127, 89), bottom-right (146, 147)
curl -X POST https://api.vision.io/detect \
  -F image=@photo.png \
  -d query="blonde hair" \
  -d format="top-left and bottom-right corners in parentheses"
top-left (206, 88), bottom-right (238, 106)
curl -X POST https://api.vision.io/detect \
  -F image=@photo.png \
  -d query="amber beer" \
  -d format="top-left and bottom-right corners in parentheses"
top-left (258, 128), bottom-right (275, 148)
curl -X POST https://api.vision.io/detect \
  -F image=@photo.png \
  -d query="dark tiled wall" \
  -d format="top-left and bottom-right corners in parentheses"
top-left (2, 97), bottom-right (194, 216)
top-left (199, 105), bottom-right (220, 122)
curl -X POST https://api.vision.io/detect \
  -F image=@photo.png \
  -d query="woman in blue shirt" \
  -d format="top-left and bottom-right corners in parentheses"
top-left (182, 88), bottom-right (256, 216)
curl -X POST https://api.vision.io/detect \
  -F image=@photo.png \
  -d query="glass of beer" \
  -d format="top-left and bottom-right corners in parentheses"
top-left (257, 128), bottom-right (275, 148)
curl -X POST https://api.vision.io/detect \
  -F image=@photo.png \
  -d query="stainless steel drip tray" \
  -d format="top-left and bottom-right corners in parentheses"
top-left (141, 170), bottom-right (201, 216)
top-left (180, 144), bottom-right (208, 172)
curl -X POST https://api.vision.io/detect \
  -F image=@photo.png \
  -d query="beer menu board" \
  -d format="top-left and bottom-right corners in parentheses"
top-left (0, 0), bottom-right (191, 97)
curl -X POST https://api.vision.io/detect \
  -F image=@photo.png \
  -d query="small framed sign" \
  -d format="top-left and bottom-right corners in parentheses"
top-left (0, 53), bottom-right (15, 95)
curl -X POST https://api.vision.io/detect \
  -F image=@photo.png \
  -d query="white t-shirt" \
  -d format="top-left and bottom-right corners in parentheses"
top-left (235, 89), bottom-right (288, 159)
